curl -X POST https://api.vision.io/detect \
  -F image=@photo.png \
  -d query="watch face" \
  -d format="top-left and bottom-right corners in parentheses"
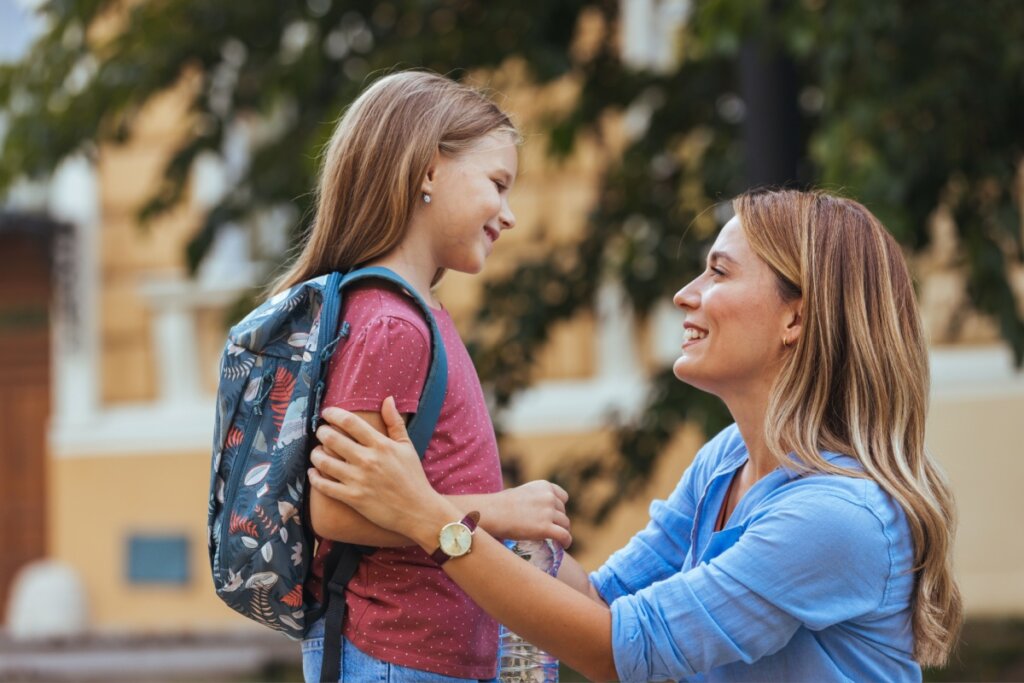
top-left (439, 522), bottom-right (473, 558)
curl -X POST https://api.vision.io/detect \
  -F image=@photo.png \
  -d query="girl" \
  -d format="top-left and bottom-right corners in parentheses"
top-left (309, 189), bottom-right (963, 682)
top-left (271, 70), bottom-right (572, 682)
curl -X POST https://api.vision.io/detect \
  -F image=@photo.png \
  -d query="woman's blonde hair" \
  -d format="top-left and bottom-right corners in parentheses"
top-left (735, 188), bottom-right (962, 667)
top-left (271, 70), bottom-right (518, 295)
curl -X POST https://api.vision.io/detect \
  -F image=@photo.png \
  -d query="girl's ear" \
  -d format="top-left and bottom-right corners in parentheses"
top-left (420, 151), bottom-right (442, 196)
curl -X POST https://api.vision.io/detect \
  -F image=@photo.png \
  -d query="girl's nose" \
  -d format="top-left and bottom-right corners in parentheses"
top-left (500, 206), bottom-right (516, 230)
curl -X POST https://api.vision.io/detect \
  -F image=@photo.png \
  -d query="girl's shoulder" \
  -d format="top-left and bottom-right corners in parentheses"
top-left (340, 281), bottom-right (434, 335)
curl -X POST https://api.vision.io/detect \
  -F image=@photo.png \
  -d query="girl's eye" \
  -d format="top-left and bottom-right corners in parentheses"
top-left (709, 266), bottom-right (726, 277)
top-left (493, 179), bottom-right (506, 191)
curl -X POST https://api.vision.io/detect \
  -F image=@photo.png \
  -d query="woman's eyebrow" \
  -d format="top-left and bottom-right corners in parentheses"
top-left (708, 249), bottom-right (738, 265)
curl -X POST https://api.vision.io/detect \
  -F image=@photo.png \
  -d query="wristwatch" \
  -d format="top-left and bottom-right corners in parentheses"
top-left (430, 511), bottom-right (480, 566)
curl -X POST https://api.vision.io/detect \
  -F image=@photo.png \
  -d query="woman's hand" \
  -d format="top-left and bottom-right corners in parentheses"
top-left (308, 397), bottom-right (449, 543)
top-left (309, 400), bottom-right (574, 548)
top-left (492, 481), bottom-right (572, 548)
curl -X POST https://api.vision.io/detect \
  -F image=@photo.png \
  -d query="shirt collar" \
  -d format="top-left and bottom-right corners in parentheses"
top-left (712, 439), bottom-right (859, 482)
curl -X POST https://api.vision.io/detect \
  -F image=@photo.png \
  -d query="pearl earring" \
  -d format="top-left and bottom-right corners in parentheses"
top-left (422, 193), bottom-right (431, 204)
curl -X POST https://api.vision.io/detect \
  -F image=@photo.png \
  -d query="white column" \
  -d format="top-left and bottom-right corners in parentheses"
top-left (595, 280), bottom-right (643, 381)
top-left (48, 155), bottom-right (101, 428)
top-left (620, 0), bottom-right (690, 73)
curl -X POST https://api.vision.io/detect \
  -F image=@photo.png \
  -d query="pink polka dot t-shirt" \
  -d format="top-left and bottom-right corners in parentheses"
top-left (307, 281), bottom-right (503, 679)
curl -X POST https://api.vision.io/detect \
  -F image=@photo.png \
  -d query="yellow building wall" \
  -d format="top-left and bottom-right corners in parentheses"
top-left (49, 451), bottom-right (251, 631)
top-left (928, 390), bottom-right (1024, 615)
top-left (97, 76), bottom-right (203, 404)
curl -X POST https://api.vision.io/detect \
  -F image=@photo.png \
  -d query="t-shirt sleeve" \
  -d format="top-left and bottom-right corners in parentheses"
top-left (608, 490), bottom-right (893, 682)
top-left (321, 315), bottom-right (431, 415)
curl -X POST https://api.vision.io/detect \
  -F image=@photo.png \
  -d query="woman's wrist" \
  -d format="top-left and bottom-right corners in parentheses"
top-left (407, 496), bottom-right (465, 551)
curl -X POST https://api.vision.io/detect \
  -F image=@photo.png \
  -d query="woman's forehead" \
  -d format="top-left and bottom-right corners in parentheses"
top-left (709, 217), bottom-right (748, 256)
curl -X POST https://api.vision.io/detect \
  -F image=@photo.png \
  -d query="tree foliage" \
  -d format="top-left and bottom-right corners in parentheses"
top-left (471, 0), bottom-right (1024, 521)
top-left (2, 0), bottom-right (1022, 524)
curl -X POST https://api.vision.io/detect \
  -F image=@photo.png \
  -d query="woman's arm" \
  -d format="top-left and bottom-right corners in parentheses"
top-left (310, 410), bottom-right (573, 548)
top-left (309, 401), bottom-right (900, 682)
top-left (308, 401), bottom-right (618, 681)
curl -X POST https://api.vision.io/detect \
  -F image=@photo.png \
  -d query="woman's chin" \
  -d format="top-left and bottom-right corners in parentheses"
top-left (673, 358), bottom-right (715, 394)
top-left (672, 357), bottom-right (695, 383)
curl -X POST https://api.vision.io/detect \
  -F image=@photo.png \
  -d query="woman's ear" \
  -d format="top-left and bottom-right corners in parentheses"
top-left (783, 298), bottom-right (803, 345)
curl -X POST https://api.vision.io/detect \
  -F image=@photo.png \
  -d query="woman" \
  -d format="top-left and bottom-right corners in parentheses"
top-left (307, 189), bottom-right (962, 681)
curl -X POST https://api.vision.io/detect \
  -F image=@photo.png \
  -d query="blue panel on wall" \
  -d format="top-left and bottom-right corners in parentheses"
top-left (127, 534), bottom-right (190, 585)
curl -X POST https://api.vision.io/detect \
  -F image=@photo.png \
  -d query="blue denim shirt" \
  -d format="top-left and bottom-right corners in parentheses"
top-left (590, 424), bottom-right (920, 682)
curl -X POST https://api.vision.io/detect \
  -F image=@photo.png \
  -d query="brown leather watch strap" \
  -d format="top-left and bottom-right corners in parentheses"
top-left (430, 511), bottom-right (480, 566)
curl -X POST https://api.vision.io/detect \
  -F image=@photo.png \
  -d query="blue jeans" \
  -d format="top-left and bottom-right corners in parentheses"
top-left (302, 617), bottom-right (499, 682)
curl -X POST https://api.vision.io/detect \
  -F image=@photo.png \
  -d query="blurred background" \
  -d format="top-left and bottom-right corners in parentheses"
top-left (0, 0), bottom-right (1022, 681)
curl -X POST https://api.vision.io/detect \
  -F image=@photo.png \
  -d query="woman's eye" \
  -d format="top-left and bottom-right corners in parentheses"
top-left (493, 179), bottom-right (506, 191)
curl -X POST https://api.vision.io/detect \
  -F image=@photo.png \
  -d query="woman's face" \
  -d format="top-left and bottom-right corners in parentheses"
top-left (672, 216), bottom-right (800, 399)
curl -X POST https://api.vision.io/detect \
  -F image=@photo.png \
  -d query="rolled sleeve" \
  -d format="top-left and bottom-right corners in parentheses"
top-left (611, 563), bottom-right (800, 682)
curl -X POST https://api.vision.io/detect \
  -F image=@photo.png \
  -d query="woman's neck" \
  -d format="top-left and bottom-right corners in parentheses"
top-left (722, 384), bottom-right (776, 481)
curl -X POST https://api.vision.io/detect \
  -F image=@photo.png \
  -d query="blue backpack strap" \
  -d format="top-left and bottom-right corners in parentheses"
top-left (316, 267), bottom-right (448, 683)
top-left (335, 266), bottom-right (448, 460)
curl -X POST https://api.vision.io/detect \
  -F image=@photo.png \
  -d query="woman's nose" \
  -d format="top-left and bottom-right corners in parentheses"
top-left (673, 279), bottom-right (699, 309)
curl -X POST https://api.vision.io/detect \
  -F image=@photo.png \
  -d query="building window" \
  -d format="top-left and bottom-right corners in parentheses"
top-left (126, 534), bottom-right (190, 585)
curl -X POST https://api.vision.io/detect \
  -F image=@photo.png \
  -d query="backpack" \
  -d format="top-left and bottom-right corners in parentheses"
top-left (207, 266), bottom-right (448, 682)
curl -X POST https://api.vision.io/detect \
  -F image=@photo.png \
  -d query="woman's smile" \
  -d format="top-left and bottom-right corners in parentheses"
top-left (682, 323), bottom-right (708, 348)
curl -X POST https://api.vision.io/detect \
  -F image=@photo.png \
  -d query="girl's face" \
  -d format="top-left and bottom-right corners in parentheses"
top-left (422, 132), bottom-right (518, 274)
top-left (671, 216), bottom-right (801, 400)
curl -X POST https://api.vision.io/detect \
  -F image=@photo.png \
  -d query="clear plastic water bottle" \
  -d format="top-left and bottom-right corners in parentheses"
top-left (498, 539), bottom-right (563, 683)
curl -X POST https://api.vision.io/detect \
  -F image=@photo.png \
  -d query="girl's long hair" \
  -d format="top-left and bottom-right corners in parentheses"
top-left (271, 70), bottom-right (518, 295)
top-left (735, 189), bottom-right (962, 667)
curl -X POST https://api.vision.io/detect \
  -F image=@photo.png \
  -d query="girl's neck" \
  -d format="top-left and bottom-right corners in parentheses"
top-left (367, 239), bottom-right (443, 310)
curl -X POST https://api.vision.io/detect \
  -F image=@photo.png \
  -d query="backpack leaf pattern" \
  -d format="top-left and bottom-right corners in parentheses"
top-left (207, 269), bottom-right (446, 642)
top-left (207, 276), bottom-right (333, 639)
top-left (269, 366), bottom-right (296, 429)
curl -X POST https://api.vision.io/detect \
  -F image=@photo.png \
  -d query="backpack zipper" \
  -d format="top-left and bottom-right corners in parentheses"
top-left (217, 368), bottom-right (275, 581)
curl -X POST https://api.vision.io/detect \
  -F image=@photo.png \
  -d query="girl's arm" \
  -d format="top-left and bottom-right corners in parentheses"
top-left (310, 410), bottom-right (572, 548)
top-left (308, 400), bottom-right (618, 681)
top-left (556, 552), bottom-right (609, 605)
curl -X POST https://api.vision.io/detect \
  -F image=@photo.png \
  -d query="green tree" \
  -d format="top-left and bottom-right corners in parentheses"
top-left (0, 0), bottom-right (595, 266)
top-left (2, 0), bottom-right (1022, 525)
top-left (469, 0), bottom-right (1024, 522)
